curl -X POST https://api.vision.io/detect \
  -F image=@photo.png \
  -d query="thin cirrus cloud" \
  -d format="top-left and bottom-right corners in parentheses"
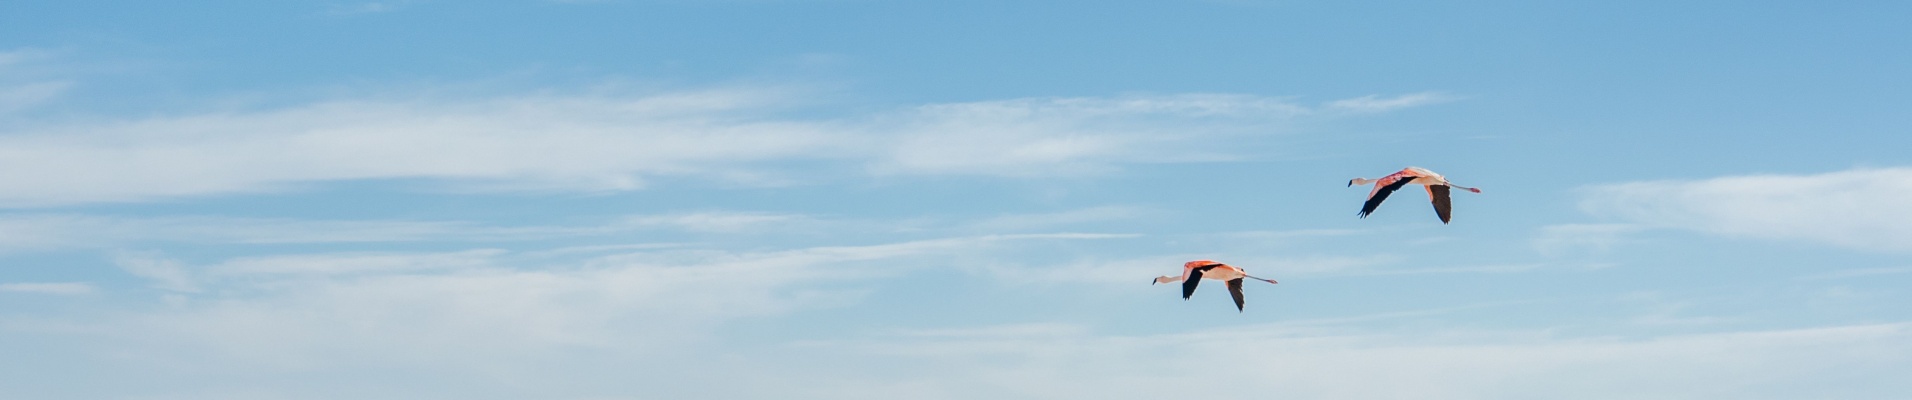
top-left (0, 88), bottom-right (1450, 207)
top-left (791, 321), bottom-right (1912, 400)
top-left (0, 282), bottom-right (97, 295)
top-left (1321, 92), bottom-right (1459, 114)
top-left (1577, 167), bottom-right (1912, 252)
top-left (0, 48), bottom-right (71, 114)
top-left (0, 214), bottom-right (485, 251)
top-left (0, 212), bottom-right (776, 252)
top-left (69, 233), bottom-right (1134, 375)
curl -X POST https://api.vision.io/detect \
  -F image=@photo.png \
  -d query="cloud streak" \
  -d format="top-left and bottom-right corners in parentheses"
top-left (801, 321), bottom-right (1912, 400)
top-left (0, 210), bottom-right (840, 253)
top-left (0, 232), bottom-right (1132, 394)
top-left (0, 282), bottom-right (96, 295)
top-left (1322, 91), bottom-right (1457, 113)
top-left (0, 89), bottom-right (1445, 207)
top-left (1578, 167), bottom-right (1912, 252)
top-left (0, 48), bottom-right (70, 114)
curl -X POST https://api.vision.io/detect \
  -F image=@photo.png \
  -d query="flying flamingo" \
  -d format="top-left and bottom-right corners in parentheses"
top-left (1153, 260), bottom-right (1278, 312)
top-left (1348, 166), bottom-right (1482, 224)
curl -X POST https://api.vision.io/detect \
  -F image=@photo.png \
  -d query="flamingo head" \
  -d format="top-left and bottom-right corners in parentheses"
top-left (1348, 178), bottom-right (1372, 187)
top-left (1466, 187), bottom-right (1482, 193)
top-left (1152, 276), bottom-right (1179, 285)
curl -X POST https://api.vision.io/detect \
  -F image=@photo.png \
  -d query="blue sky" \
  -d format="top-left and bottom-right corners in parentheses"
top-left (3, 1), bottom-right (1911, 398)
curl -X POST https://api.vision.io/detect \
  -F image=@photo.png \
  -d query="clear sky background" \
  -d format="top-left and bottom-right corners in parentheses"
top-left (3, 1), bottom-right (1911, 399)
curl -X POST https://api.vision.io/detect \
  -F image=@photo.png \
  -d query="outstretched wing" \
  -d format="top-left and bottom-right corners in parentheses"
top-left (1226, 278), bottom-right (1245, 312)
top-left (1182, 267), bottom-right (1206, 299)
top-left (1182, 264), bottom-right (1224, 299)
top-left (1428, 184), bottom-right (1453, 224)
top-left (1359, 176), bottom-right (1420, 218)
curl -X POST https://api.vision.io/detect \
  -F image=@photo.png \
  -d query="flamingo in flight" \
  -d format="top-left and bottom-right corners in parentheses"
top-left (1349, 167), bottom-right (1482, 224)
top-left (1153, 260), bottom-right (1278, 312)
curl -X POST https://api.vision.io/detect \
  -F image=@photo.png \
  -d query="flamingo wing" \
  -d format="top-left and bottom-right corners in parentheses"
top-left (1226, 278), bottom-right (1245, 311)
top-left (1428, 184), bottom-right (1453, 224)
top-left (1182, 267), bottom-right (1207, 299)
top-left (1359, 176), bottom-right (1420, 218)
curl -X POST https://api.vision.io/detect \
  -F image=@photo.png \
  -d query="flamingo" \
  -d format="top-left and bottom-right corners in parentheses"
top-left (1153, 260), bottom-right (1278, 312)
top-left (1348, 167), bottom-right (1482, 224)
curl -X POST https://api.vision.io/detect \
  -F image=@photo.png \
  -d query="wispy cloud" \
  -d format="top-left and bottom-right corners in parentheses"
top-left (0, 48), bottom-right (70, 114)
top-left (0, 282), bottom-right (96, 295)
top-left (1578, 167), bottom-right (1912, 252)
top-left (800, 321), bottom-right (1912, 399)
top-left (115, 253), bottom-right (199, 292)
top-left (18, 228), bottom-right (1911, 398)
top-left (0, 89), bottom-right (1447, 207)
top-left (1322, 91), bottom-right (1458, 114)
top-left (866, 94), bottom-right (1314, 176)
top-left (0, 89), bottom-right (837, 206)
top-left (0, 81), bottom-right (70, 113)
top-left (1798, 266), bottom-right (1912, 280)
top-left (208, 249), bottom-right (505, 277)
top-left (0, 211), bottom-right (838, 252)
top-left (0, 214), bottom-right (486, 251)
top-left (60, 232), bottom-right (1135, 375)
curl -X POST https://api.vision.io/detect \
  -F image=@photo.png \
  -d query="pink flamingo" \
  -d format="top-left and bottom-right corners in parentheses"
top-left (1153, 260), bottom-right (1278, 312)
top-left (1349, 167), bottom-right (1482, 224)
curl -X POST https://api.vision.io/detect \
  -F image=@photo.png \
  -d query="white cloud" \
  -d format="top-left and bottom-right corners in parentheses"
top-left (72, 247), bottom-right (885, 374)
top-left (866, 94), bottom-right (1309, 176)
top-left (0, 282), bottom-right (96, 295)
top-left (0, 48), bottom-right (70, 114)
top-left (1799, 266), bottom-right (1912, 280)
top-left (78, 233), bottom-right (1131, 367)
top-left (0, 89), bottom-right (1446, 207)
top-left (207, 249), bottom-right (505, 276)
top-left (1579, 167), bottom-right (1912, 252)
top-left (0, 214), bottom-right (489, 251)
top-left (0, 211), bottom-right (839, 252)
top-left (115, 253), bottom-right (199, 293)
top-left (796, 321), bottom-right (1912, 400)
top-left (1323, 91), bottom-right (1457, 113)
top-left (12, 227), bottom-right (1907, 398)
top-left (0, 80), bottom-right (70, 113)
top-left (0, 89), bottom-right (841, 206)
